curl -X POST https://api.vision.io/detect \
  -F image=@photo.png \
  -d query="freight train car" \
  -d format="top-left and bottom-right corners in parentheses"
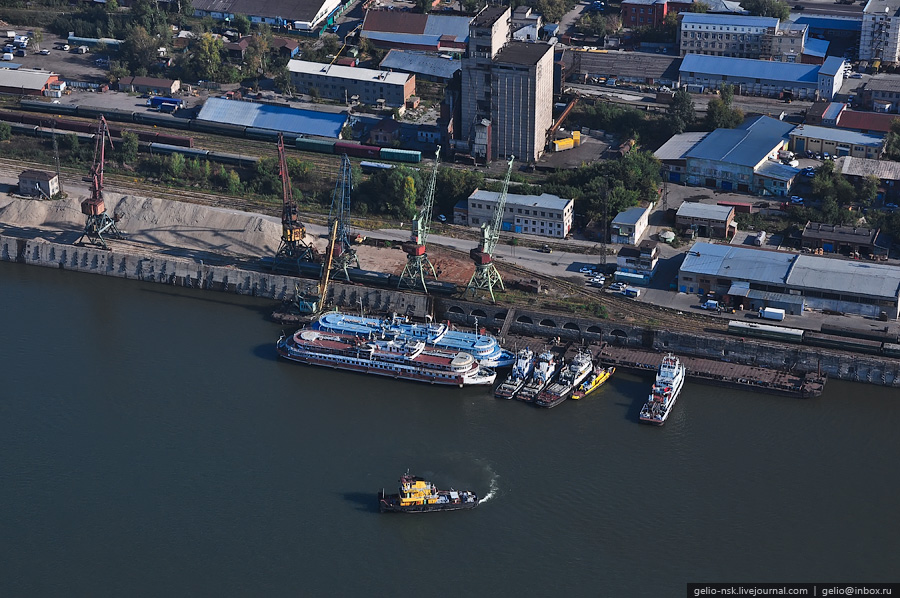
top-left (208, 150), bottom-right (259, 166)
top-left (189, 120), bottom-right (247, 137)
top-left (147, 142), bottom-right (210, 159)
top-left (77, 106), bottom-right (135, 123)
top-left (727, 320), bottom-right (805, 343)
top-left (19, 98), bottom-right (76, 115)
top-left (804, 332), bottom-right (884, 355)
top-left (819, 323), bottom-right (898, 344)
top-left (334, 141), bottom-right (381, 160)
top-left (296, 137), bottom-right (336, 153)
top-left (379, 148), bottom-right (421, 163)
top-left (134, 111), bottom-right (191, 129)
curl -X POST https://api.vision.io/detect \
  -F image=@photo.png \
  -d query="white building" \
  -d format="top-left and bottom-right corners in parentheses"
top-left (18, 170), bottom-right (59, 198)
top-left (610, 206), bottom-right (651, 245)
top-left (860, 0), bottom-right (900, 63)
top-left (679, 13), bottom-right (779, 59)
top-left (466, 188), bottom-right (574, 238)
top-left (287, 60), bottom-right (415, 107)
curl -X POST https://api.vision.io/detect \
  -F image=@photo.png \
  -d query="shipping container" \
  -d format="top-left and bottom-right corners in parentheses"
top-left (716, 200), bottom-right (753, 214)
top-left (552, 138), bottom-right (574, 151)
top-left (759, 307), bottom-right (786, 321)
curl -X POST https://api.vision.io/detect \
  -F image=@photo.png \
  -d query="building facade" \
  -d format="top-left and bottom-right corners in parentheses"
top-left (460, 6), bottom-right (553, 163)
top-left (615, 240), bottom-right (660, 286)
top-left (18, 170), bottom-right (59, 198)
top-left (859, 74), bottom-right (900, 112)
top-left (859, 0), bottom-right (900, 63)
top-left (466, 189), bottom-right (574, 238)
top-left (789, 124), bottom-right (885, 159)
top-left (610, 206), bottom-right (650, 245)
top-left (118, 76), bottom-right (181, 95)
top-left (675, 203), bottom-right (735, 238)
top-left (679, 14), bottom-right (778, 59)
top-left (288, 60), bottom-right (415, 107)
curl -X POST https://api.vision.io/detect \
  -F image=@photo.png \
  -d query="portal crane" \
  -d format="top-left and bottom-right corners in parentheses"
top-left (329, 154), bottom-right (361, 280)
top-left (465, 155), bottom-right (514, 302)
top-left (291, 219), bottom-right (338, 316)
top-left (272, 132), bottom-right (316, 273)
top-left (398, 145), bottom-right (440, 292)
top-left (77, 116), bottom-right (124, 249)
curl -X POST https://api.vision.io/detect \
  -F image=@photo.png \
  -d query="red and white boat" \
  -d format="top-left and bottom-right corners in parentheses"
top-left (639, 353), bottom-right (685, 425)
top-left (276, 329), bottom-right (496, 387)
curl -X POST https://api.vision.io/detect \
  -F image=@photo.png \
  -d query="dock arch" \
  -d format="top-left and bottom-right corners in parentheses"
top-left (471, 309), bottom-right (488, 319)
top-left (448, 306), bottom-right (464, 315)
top-left (563, 322), bottom-right (580, 331)
top-left (539, 318), bottom-right (557, 327)
top-left (516, 315), bottom-right (533, 324)
top-left (610, 329), bottom-right (628, 345)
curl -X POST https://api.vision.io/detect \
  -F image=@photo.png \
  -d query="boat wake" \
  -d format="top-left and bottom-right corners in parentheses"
top-left (479, 472), bottom-right (499, 505)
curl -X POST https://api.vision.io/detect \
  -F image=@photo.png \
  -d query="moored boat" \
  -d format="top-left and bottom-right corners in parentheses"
top-left (312, 311), bottom-right (515, 367)
top-left (516, 350), bottom-right (559, 403)
top-left (639, 353), bottom-right (685, 425)
top-left (276, 328), bottom-right (496, 387)
top-left (379, 471), bottom-right (478, 513)
top-left (535, 350), bottom-right (594, 408)
top-left (495, 347), bottom-right (535, 399)
top-left (571, 366), bottom-right (615, 399)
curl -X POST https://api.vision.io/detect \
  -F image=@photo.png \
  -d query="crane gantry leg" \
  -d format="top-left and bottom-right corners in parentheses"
top-left (465, 259), bottom-right (504, 302)
top-left (329, 154), bottom-right (359, 281)
top-left (398, 145), bottom-right (441, 293)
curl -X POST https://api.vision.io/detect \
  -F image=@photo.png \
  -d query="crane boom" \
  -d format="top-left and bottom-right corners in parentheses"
top-left (484, 154), bottom-right (514, 256)
top-left (271, 133), bottom-right (316, 273)
top-left (398, 146), bottom-right (440, 292)
top-left (465, 155), bottom-right (514, 302)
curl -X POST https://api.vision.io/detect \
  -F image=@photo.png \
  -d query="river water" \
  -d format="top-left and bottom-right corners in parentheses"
top-left (1, 261), bottom-right (898, 596)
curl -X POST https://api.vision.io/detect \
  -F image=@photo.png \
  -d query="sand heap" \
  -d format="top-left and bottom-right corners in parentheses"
top-left (0, 194), bottom-right (295, 258)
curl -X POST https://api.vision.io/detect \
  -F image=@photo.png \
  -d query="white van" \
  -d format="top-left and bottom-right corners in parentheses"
top-left (1, 53), bottom-right (13, 61)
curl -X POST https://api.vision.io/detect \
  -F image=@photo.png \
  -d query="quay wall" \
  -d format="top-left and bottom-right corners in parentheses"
top-left (0, 234), bottom-right (429, 317)
top-left (435, 298), bottom-right (900, 388)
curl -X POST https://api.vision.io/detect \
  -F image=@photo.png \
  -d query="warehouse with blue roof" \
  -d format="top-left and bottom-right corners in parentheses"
top-left (196, 98), bottom-right (348, 138)
top-left (679, 54), bottom-right (845, 100)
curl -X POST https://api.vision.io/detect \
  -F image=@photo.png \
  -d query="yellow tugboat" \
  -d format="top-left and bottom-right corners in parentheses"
top-left (571, 366), bottom-right (615, 400)
top-left (379, 471), bottom-right (478, 513)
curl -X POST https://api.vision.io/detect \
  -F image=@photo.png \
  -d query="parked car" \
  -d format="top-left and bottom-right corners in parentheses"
top-left (539, 244), bottom-right (552, 253)
top-left (790, 196), bottom-right (805, 204)
top-left (609, 282), bottom-right (626, 292)
top-left (850, 73), bottom-right (863, 79)
top-left (39, 49), bottom-right (50, 55)
top-left (793, 4), bottom-right (804, 9)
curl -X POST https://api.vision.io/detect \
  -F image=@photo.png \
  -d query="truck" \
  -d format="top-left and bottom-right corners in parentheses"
top-left (753, 231), bottom-right (767, 246)
top-left (623, 287), bottom-right (641, 298)
top-left (148, 96), bottom-right (184, 111)
top-left (701, 300), bottom-right (720, 311)
top-left (759, 307), bottom-right (786, 321)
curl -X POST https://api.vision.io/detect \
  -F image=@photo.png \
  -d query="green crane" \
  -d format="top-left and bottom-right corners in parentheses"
top-left (465, 155), bottom-right (514, 302)
top-left (398, 145), bottom-right (440, 292)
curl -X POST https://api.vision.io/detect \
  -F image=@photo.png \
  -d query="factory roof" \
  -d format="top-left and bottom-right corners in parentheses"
top-left (788, 256), bottom-right (900, 299)
top-left (287, 60), bottom-right (413, 85)
top-left (697, 0), bottom-right (747, 13)
top-left (862, 0), bottom-right (900, 17)
top-left (0, 68), bottom-right (58, 90)
top-left (803, 37), bottom-right (829, 58)
top-left (361, 11), bottom-right (470, 42)
top-left (680, 54), bottom-right (821, 84)
top-left (676, 202), bottom-right (734, 221)
top-left (685, 115), bottom-right (794, 168)
top-left (196, 97), bottom-right (348, 138)
top-left (835, 156), bottom-right (900, 180)
top-left (469, 189), bottom-right (572, 211)
top-left (568, 50), bottom-right (681, 81)
top-left (622, 0), bottom-right (666, 5)
top-left (822, 101), bottom-right (845, 121)
top-left (192, 0), bottom-right (331, 22)
top-left (471, 5), bottom-right (509, 28)
top-left (680, 13), bottom-right (778, 28)
top-left (755, 160), bottom-right (800, 182)
top-left (819, 56), bottom-right (846, 77)
top-left (494, 41), bottom-right (553, 66)
top-left (612, 206), bottom-right (649, 226)
top-left (802, 221), bottom-right (878, 244)
top-left (792, 15), bottom-right (862, 32)
top-left (380, 50), bottom-right (461, 80)
top-left (861, 74), bottom-right (900, 93)
top-left (681, 243), bottom-right (796, 285)
top-left (836, 110), bottom-right (897, 133)
top-left (790, 124), bottom-right (885, 147)
top-left (654, 132), bottom-right (710, 161)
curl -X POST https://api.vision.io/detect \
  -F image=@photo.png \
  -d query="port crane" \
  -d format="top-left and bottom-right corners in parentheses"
top-left (77, 116), bottom-right (124, 249)
top-left (291, 218), bottom-right (338, 316)
top-left (398, 145), bottom-right (440, 292)
top-left (272, 132), bottom-right (316, 274)
top-left (465, 155), bottom-right (514, 302)
top-left (329, 154), bottom-right (361, 281)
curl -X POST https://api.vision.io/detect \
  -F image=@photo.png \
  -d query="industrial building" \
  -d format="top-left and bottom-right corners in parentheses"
top-left (682, 115), bottom-right (798, 195)
top-left (460, 5), bottom-right (554, 163)
top-left (858, 74), bottom-right (900, 113)
top-left (192, 0), bottom-right (343, 32)
top-left (859, 0), bottom-right (900, 63)
top-left (287, 60), bottom-right (415, 107)
top-left (380, 50), bottom-right (462, 84)
top-left (801, 222), bottom-right (883, 256)
top-left (789, 124), bottom-right (885, 159)
top-left (675, 202), bottom-right (735, 238)
top-left (0, 69), bottom-right (60, 96)
top-left (678, 54), bottom-right (845, 100)
top-left (360, 11), bottom-right (470, 52)
top-left (654, 131), bottom-right (710, 183)
top-left (196, 97), bottom-right (348, 138)
top-left (678, 242), bottom-right (900, 319)
top-left (679, 14), bottom-right (778, 59)
top-left (117, 76), bottom-right (180, 95)
top-left (465, 188), bottom-right (574, 238)
top-left (621, 0), bottom-right (746, 29)
top-left (835, 156), bottom-right (900, 202)
top-left (792, 15), bottom-right (861, 43)
top-left (565, 50), bottom-right (681, 86)
top-left (615, 240), bottom-right (660, 286)
top-left (18, 170), bottom-right (59, 198)
top-left (610, 206), bottom-right (651, 245)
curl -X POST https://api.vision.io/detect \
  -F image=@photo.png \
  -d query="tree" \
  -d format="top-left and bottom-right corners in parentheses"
top-left (341, 125), bottom-right (354, 140)
top-left (414, 0), bottom-right (432, 13)
top-left (233, 14), bottom-right (251, 35)
top-left (244, 33), bottom-right (270, 89)
top-left (193, 33), bottom-right (223, 81)
top-left (884, 117), bottom-right (900, 160)
top-left (168, 153), bottom-right (186, 178)
top-left (105, 0), bottom-right (119, 12)
top-left (689, 1), bottom-right (710, 11)
top-left (31, 30), bottom-right (43, 52)
top-left (856, 175), bottom-right (879, 208)
top-left (122, 26), bottom-right (156, 73)
top-left (742, 0), bottom-right (790, 20)
top-left (120, 131), bottom-right (138, 163)
top-left (0, 122), bottom-right (10, 141)
top-left (704, 84), bottom-right (744, 129)
top-left (667, 88), bottom-right (695, 134)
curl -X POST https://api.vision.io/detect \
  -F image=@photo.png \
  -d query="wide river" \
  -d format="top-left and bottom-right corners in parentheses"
top-left (1, 261), bottom-right (898, 596)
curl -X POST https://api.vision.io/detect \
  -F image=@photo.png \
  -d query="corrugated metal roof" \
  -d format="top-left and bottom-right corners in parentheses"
top-left (788, 256), bottom-right (900, 299)
top-left (196, 98), bottom-right (347, 138)
top-left (803, 37), bottom-right (829, 58)
top-left (836, 156), bottom-right (900, 180)
top-left (681, 13), bottom-right (777, 27)
top-left (612, 206), bottom-right (649, 226)
top-left (755, 160), bottom-right (799, 181)
top-left (380, 50), bottom-right (461, 80)
top-left (819, 56), bottom-right (845, 77)
top-left (676, 203), bottom-right (734, 220)
top-left (861, 74), bottom-right (900, 93)
top-left (727, 285), bottom-right (806, 306)
top-left (192, 0), bottom-right (333, 22)
top-left (469, 189), bottom-right (572, 211)
top-left (685, 115), bottom-right (794, 167)
top-left (793, 16), bottom-right (862, 31)
top-left (654, 132), bottom-right (709, 160)
top-left (680, 54), bottom-right (820, 84)
top-left (822, 102), bottom-right (844, 121)
top-left (681, 242), bottom-right (796, 285)
top-left (423, 15), bottom-right (471, 41)
top-left (790, 124), bottom-right (885, 147)
top-left (0, 68), bottom-right (56, 90)
top-left (837, 110), bottom-right (896, 133)
top-left (363, 11), bottom-right (428, 34)
top-left (361, 31), bottom-right (444, 48)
